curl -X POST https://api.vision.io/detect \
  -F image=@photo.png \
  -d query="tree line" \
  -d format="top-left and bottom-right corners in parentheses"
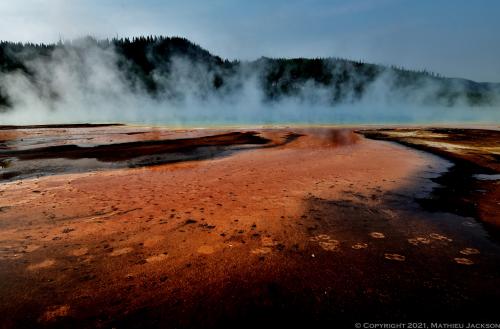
top-left (0, 36), bottom-right (497, 110)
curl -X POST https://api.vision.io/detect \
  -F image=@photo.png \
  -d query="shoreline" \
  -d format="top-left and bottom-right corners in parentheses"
top-left (359, 128), bottom-right (500, 230)
top-left (1, 122), bottom-right (499, 131)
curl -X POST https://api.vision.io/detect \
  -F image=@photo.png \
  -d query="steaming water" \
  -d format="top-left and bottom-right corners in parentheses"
top-left (2, 102), bottom-right (499, 127)
top-left (1, 41), bottom-right (499, 126)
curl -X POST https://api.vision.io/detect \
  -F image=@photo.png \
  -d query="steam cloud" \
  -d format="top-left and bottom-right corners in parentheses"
top-left (0, 38), bottom-right (499, 126)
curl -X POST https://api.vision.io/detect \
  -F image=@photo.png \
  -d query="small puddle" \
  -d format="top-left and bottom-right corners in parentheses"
top-left (474, 174), bottom-right (500, 181)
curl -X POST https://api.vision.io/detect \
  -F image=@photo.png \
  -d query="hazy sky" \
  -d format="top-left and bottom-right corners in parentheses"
top-left (1, 0), bottom-right (499, 82)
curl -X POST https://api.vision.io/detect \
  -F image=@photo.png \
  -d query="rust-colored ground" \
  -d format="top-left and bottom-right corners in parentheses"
top-left (0, 126), bottom-right (499, 328)
top-left (360, 128), bottom-right (500, 228)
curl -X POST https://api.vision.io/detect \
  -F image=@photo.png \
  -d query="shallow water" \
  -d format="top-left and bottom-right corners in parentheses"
top-left (0, 128), bottom-right (299, 181)
top-left (474, 174), bottom-right (500, 181)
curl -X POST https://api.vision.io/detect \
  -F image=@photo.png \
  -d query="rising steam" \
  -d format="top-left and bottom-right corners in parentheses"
top-left (0, 37), bottom-right (499, 126)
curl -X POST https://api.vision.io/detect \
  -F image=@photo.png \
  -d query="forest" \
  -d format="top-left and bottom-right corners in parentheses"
top-left (0, 36), bottom-right (498, 112)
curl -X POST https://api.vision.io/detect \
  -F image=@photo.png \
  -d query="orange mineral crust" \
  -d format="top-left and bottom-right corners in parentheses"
top-left (0, 127), bottom-right (499, 328)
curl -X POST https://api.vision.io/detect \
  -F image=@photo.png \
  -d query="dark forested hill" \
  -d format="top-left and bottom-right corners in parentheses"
top-left (0, 36), bottom-right (498, 113)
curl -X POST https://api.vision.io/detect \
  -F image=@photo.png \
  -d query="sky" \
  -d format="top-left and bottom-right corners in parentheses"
top-left (0, 0), bottom-right (499, 82)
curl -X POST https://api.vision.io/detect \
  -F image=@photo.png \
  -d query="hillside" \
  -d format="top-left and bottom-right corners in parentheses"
top-left (0, 36), bottom-right (499, 113)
